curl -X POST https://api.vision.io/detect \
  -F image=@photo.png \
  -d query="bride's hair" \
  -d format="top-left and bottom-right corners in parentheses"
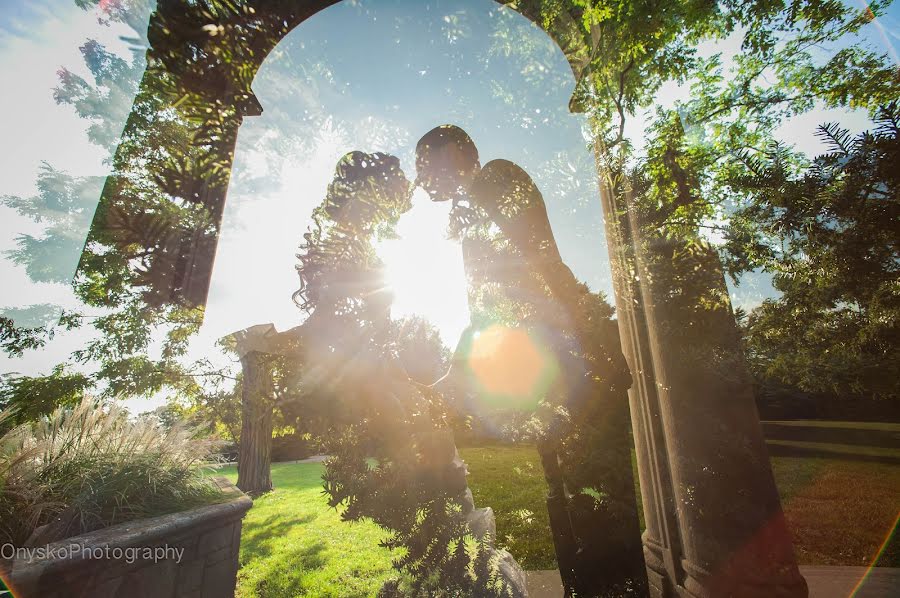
top-left (294, 151), bottom-right (411, 312)
top-left (318, 151), bottom-right (411, 228)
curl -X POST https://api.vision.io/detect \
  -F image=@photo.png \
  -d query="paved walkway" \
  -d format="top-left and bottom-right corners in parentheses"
top-left (525, 566), bottom-right (900, 597)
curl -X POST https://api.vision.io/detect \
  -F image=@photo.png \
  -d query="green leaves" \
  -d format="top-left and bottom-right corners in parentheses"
top-left (605, 0), bottom-right (898, 400)
top-left (296, 151), bottom-right (411, 315)
top-left (2, 165), bottom-right (101, 285)
top-left (0, 308), bottom-right (83, 359)
top-left (734, 104), bottom-right (900, 399)
top-left (0, 366), bottom-right (91, 432)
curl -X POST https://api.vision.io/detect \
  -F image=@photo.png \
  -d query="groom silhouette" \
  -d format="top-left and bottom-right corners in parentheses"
top-left (416, 125), bottom-right (647, 597)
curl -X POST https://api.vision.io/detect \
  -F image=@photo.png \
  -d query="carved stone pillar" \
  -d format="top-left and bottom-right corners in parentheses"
top-left (76, 3), bottom-right (263, 310)
top-left (637, 240), bottom-right (807, 598)
top-left (231, 324), bottom-right (281, 495)
top-left (595, 171), bottom-right (682, 598)
top-left (594, 147), bottom-right (807, 597)
top-left (235, 349), bottom-right (275, 495)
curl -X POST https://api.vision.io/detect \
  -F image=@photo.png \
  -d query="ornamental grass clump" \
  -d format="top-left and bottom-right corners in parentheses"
top-left (0, 397), bottom-right (223, 547)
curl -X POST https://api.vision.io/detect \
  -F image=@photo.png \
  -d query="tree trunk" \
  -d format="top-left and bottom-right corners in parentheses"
top-left (237, 350), bottom-right (274, 494)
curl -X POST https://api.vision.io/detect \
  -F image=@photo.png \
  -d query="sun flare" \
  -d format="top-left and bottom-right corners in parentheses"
top-left (375, 189), bottom-right (470, 347)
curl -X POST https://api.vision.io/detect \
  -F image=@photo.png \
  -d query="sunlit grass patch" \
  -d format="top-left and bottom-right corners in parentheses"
top-left (214, 462), bottom-right (394, 598)
top-left (459, 445), bottom-right (555, 570)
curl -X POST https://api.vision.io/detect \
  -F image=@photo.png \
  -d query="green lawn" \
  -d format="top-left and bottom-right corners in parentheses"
top-left (215, 462), bottom-right (394, 598)
top-left (771, 456), bottom-right (900, 567)
top-left (459, 445), bottom-right (555, 569)
top-left (216, 444), bottom-right (900, 597)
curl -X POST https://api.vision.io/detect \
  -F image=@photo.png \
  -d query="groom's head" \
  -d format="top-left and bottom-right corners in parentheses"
top-left (415, 125), bottom-right (480, 201)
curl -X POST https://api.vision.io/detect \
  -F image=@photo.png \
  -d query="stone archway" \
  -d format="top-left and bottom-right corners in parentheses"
top-left (76, 1), bottom-right (807, 596)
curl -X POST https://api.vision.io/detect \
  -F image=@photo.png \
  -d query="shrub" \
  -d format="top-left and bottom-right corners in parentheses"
top-left (271, 433), bottom-right (313, 463)
top-left (0, 397), bottom-right (224, 547)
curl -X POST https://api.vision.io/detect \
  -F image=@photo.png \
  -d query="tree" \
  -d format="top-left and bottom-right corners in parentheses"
top-left (729, 105), bottom-right (899, 400)
top-left (390, 316), bottom-right (451, 386)
top-left (296, 151), bottom-right (524, 596)
top-left (559, 0), bottom-right (899, 404)
top-left (1, 166), bottom-right (102, 286)
top-left (1, 1), bottom-right (238, 421)
top-left (0, 366), bottom-right (91, 433)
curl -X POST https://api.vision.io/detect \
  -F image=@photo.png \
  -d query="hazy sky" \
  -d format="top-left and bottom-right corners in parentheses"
top-left (0, 0), bottom-right (896, 412)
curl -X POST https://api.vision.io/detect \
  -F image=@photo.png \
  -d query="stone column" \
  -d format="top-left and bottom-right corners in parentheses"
top-left (593, 119), bottom-right (806, 595)
top-left (594, 169), bottom-right (683, 597)
top-left (235, 349), bottom-right (275, 495)
top-left (76, 3), bottom-right (263, 311)
top-left (635, 237), bottom-right (807, 597)
top-left (230, 325), bottom-right (280, 495)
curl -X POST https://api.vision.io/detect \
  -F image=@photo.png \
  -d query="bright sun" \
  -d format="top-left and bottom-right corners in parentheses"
top-left (376, 189), bottom-right (471, 347)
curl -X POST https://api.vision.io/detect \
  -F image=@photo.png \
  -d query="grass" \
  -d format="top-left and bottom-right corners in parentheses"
top-left (221, 446), bottom-right (900, 597)
top-left (772, 456), bottom-right (900, 567)
top-left (459, 445), bottom-right (555, 570)
top-left (214, 462), bottom-right (395, 598)
top-left (766, 440), bottom-right (900, 460)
